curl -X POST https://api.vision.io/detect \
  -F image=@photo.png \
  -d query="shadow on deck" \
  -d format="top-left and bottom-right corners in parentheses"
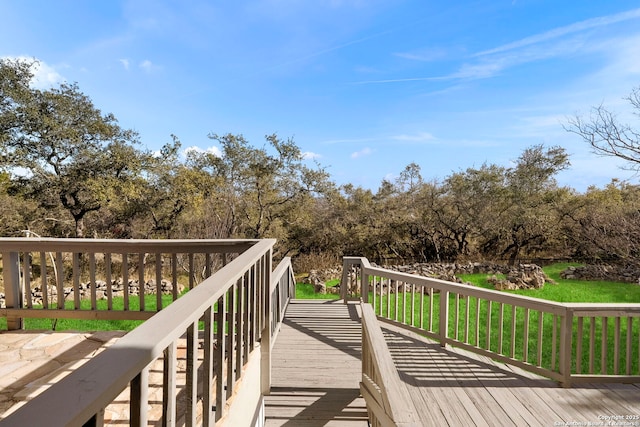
top-left (382, 322), bottom-right (640, 426)
top-left (264, 300), bottom-right (368, 426)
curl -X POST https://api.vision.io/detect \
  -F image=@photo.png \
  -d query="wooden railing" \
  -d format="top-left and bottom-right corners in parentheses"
top-left (343, 257), bottom-right (640, 387)
top-left (360, 303), bottom-right (419, 427)
top-left (0, 238), bottom-right (257, 328)
top-left (0, 238), bottom-right (296, 426)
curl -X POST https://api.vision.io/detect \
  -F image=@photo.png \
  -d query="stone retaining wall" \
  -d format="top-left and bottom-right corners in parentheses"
top-left (560, 265), bottom-right (640, 283)
top-left (0, 279), bottom-right (184, 309)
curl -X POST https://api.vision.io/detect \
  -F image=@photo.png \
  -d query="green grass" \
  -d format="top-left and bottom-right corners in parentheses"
top-left (458, 262), bottom-right (640, 303)
top-left (295, 283), bottom-right (340, 300)
top-left (0, 292), bottom-right (182, 332)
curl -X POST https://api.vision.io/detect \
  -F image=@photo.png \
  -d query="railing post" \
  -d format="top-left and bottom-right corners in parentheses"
top-left (3, 251), bottom-right (23, 330)
top-left (362, 269), bottom-right (369, 303)
top-left (261, 251), bottom-right (272, 395)
top-left (439, 289), bottom-right (449, 348)
top-left (340, 260), bottom-right (350, 303)
top-left (560, 308), bottom-right (573, 387)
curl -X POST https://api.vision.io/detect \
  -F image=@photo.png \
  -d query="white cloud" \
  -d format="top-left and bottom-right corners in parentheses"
top-left (475, 8), bottom-right (640, 57)
top-left (322, 137), bottom-right (376, 144)
top-left (394, 47), bottom-right (448, 62)
top-left (302, 151), bottom-right (321, 160)
top-left (356, 8), bottom-right (640, 85)
top-left (139, 59), bottom-right (154, 72)
top-left (351, 147), bottom-right (372, 159)
top-left (184, 145), bottom-right (222, 157)
top-left (119, 58), bottom-right (130, 70)
top-left (185, 145), bottom-right (222, 157)
top-left (392, 132), bottom-right (436, 143)
top-left (2, 56), bottom-right (65, 88)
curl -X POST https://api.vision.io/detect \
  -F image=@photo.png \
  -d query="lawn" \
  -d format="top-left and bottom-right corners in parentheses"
top-left (0, 293), bottom-right (178, 331)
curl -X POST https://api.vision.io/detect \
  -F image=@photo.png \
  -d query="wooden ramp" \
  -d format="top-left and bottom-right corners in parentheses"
top-left (264, 300), bottom-right (368, 427)
top-left (381, 322), bottom-right (640, 426)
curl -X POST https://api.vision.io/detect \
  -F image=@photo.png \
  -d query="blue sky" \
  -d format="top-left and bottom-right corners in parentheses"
top-left (2, 0), bottom-right (640, 192)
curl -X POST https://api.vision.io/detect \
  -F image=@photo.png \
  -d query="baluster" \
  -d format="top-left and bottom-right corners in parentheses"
top-left (614, 317), bottom-right (621, 375)
top-left (601, 317), bottom-right (608, 375)
top-left (523, 308), bottom-right (529, 363)
top-left (474, 298), bottom-right (480, 347)
top-left (538, 312), bottom-right (544, 367)
top-left (90, 253), bottom-right (97, 311)
top-left (185, 320), bottom-right (198, 426)
top-left (576, 317), bottom-right (583, 374)
top-left (72, 253), bottom-right (79, 309)
top-left (498, 302), bottom-right (504, 355)
top-left (464, 295), bottom-right (470, 344)
top-left (589, 317), bottom-right (595, 374)
top-left (454, 293), bottom-right (460, 340)
top-left (130, 366), bottom-right (149, 427)
top-left (410, 284), bottom-right (415, 327)
top-left (40, 252), bottom-right (48, 309)
top-left (510, 305), bottom-right (517, 358)
top-left (486, 300), bottom-right (492, 351)
top-left (163, 341), bottom-right (177, 427)
top-left (55, 252), bottom-right (64, 309)
top-left (236, 276), bottom-right (245, 377)
top-left (386, 279), bottom-right (390, 318)
top-left (419, 286), bottom-right (424, 330)
top-left (138, 253), bottom-right (145, 311)
top-left (123, 253), bottom-right (129, 311)
top-left (429, 288), bottom-right (434, 332)
top-left (551, 315), bottom-right (557, 371)
top-left (202, 307), bottom-right (214, 426)
top-left (394, 280), bottom-right (399, 321)
top-left (171, 254), bottom-right (178, 301)
top-left (227, 282), bottom-right (237, 395)
top-left (156, 253), bottom-right (163, 311)
top-left (215, 292), bottom-right (227, 422)
top-left (243, 271), bottom-right (251, 361)
top-left (188, 253), bottom-right (195, 290)
top-left (626, 317), bottom-right (633, 375)
top-left (105, 253), bottom-right (113, 310)
top-left (23, 252), bottom-right (32, 309)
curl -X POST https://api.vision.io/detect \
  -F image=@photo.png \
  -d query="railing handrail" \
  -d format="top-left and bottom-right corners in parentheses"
top-left (0, 237), bottom-right (258, 253)
top-left (1, 239), bottom-right (276, 426)
top-left (360, 303), bottom-right (420, 426)
top-left (346, 256), bottom-right (640, 315)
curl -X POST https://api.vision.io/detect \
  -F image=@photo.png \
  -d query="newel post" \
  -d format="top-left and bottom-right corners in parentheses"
top-left (559, 308), bottom-right (573, 387)
top-left (439, 289), bottom-right (449, 348)
top-left (340, 260), bottom-right (350, 303)
top-left (2, 252), bottom-right (23, 330)
top-left (361, 267), bottom-right (369, 304)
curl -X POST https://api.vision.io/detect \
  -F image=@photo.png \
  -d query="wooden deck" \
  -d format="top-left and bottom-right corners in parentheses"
top-left (266, 300), bottom-right (640, 427)
top-left (264, 300), bottom-right (368, 426)
top-left (382, 321), bottom-right (640, 426)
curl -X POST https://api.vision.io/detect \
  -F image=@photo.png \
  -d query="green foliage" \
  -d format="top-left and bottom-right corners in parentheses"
top-left (2, 56), bottom-right (640, 268)
top-left (295, 283), bottom-right (340, 300)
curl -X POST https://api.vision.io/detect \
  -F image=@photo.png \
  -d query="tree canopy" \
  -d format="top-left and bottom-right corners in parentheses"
top-left (2, 57), bottom-right (639, 267)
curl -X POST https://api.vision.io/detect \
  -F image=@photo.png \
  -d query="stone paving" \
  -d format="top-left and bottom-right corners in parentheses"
top-left (0, 330), bottom-right (204, 425)
top-left (0, 330), bottom-right (126, 421)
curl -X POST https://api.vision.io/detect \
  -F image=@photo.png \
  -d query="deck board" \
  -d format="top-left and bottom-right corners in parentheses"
top-left (264, 300), bottom-right (368, 426)
top-left (381, 322), bottom-right (640, 426)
